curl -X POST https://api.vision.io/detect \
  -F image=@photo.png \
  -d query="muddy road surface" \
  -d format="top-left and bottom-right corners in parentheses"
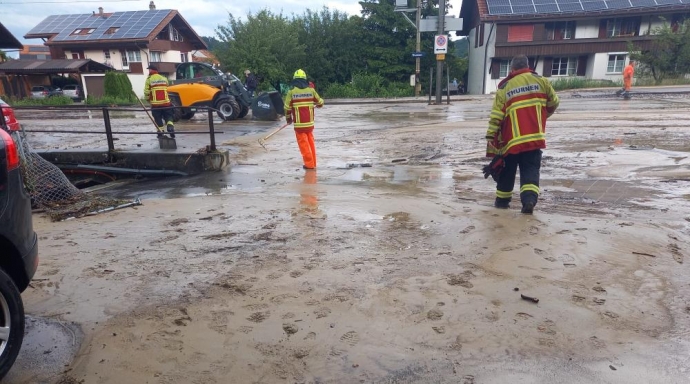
top-left (9, 92), bottom-right (690, 383)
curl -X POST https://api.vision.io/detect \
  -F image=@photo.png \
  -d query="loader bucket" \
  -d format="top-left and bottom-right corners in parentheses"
top-left (251, 91), bottom-right (284, 121)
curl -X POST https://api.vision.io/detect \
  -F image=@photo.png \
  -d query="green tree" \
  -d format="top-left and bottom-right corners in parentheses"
top-left (630, 19), bottom-right (690, 84)
top-left (215, 10), bottom-right (305, 88)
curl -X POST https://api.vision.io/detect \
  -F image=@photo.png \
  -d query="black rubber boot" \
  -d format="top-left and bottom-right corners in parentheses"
top-left (521, 202), bottom-right (535, 214)
top-left (494, 198), bottom-right (510, 209)
top-left (167, 124), bottom-right (175, 139)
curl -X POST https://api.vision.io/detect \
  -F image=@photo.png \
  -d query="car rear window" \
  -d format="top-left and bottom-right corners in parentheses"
top-left (31, 86), bottom-right (44, 91)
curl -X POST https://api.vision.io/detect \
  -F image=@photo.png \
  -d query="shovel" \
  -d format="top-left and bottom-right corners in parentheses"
top-left (258, 123), bottom-right (290, 151)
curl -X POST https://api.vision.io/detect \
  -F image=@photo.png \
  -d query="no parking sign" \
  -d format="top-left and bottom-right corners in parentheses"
top-left (434, 34), bottom-right (448, 54)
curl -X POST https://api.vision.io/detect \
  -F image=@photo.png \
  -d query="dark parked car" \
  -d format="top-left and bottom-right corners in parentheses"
top-left (0, 127), bottom-right (39, 379)
top-left (30, 85), bottom-right (63, 99)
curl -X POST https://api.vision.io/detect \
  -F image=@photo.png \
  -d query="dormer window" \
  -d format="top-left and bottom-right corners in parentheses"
top-left (70, 28), bottom-right (95, 36)
top-left (104, 27), bottom-right (119, 35)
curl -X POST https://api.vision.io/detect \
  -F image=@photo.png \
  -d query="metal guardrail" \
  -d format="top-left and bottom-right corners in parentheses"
top-left (14, 106), bottom-right (221, 152)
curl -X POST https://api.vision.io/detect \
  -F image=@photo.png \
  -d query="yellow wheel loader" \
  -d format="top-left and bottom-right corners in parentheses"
top-left (167, 63), bottom-right (284, 122)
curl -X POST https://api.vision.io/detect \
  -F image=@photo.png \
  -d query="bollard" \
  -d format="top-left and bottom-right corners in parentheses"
top-left (103, 108), bottom-right (115, 152)
top-left (207, 108), bottom-right (216, 152)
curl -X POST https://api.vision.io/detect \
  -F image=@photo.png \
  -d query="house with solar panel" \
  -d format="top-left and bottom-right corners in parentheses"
top-left (458, 0), bottom-right (690, 94)
top-left (23, 2), bottom-right (206, 98)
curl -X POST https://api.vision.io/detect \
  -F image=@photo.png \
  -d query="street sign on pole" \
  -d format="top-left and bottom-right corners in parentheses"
top-left (411, 52), bottom-right (425, 57)
top-left (436, 54), bottom-right (445, 61)
top-left (434, 35), bottom-right (448, 54)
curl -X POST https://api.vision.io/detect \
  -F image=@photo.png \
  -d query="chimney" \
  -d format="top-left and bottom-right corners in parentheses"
top-left (98, 7), bottom-right (103, 16)
top-left (149, 1), bottom-right (156, 10)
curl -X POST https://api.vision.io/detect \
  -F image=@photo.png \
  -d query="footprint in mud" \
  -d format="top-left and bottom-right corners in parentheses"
top-left (544, 257), bottom-right (557, 262)
top-left (340, 331), bottom-right (360, 346)
top-left (314, 307), bottom-right (331, 319)
top-left (593, 298), bottom-right (606, 305)
top-left (462, 375), bottom-right (475, 384)
top-left (515, 312), bottom-right (533, 320)
top-left (282, 323), bottom-right (299, 336)
top-left (270, 294), bottom-right (299, 304)
top-left (538, 338), bottom-right (556, 347)
top-left (534, 248), bottom-right (545, 255)
top-left (459, 225), bottom-right (475, 234)
top-left (572, 295), bottom-right (586, 303)
top-left (556, 229), bottom-right (571, 234)
top-left (590, 336), bottom-right (606, 349)
top-left (447, 273), bottom-right (474, 288)
top-left (266, 272), bottom-right (284, 280)
top-left (592, 286), bottom-right (607, 293)
top-left (537, 320), bottom-right (557, 335)
top-left (149, 235), bottom-right (179, 245)
top-left (290, 270), bottom-right (304, 278)
top-left (304, 332), bottom-right (317, 340)
top-left (167, 218), bottom-right (189, 227)
top-left (427, 308), bottom-right (444, 320)
top-left (669, 243), bottom-right (683, 264)
top-left (604, 311), bottom-right (619, 319)
top-left (243, 303), bottom-right (269, 311)
top-left (432, 326), bottom-right (445, 334)
top-left (529, 226), bottom-right (539, 235)
top-left (238, 326), bottom-right (253, 334)
top-left (247, 311), bottom-right (270, 323)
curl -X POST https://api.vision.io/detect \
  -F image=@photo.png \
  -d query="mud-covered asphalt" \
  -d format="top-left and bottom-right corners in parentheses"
top-left (8, 89), bottom-right (690, 383)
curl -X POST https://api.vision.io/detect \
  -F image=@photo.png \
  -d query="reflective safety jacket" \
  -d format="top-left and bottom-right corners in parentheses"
top-left (144, 73), bottom-right (171, 107)
top-left (284, 83), bottom-right (324, 130)
top-left (486, 68), bottom-right (559, 157)
top-left (623, 64), bottom-right (634, 90)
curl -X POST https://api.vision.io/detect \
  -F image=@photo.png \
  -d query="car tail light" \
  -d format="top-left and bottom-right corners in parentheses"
top-left (0, 129), bottom-right (20, 170)
top-left (43, 90), bottom-right (48, 95)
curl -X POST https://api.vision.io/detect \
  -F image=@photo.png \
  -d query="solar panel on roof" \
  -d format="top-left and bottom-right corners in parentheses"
top-left (557, 2), bottom-right (583, 10)
top-left (606, 0), bottom-right (632, 9)
top-left (26, 9), bottom-right (170, 42)
top-left (655, 0), bottom-right (680, 4)
top-left (581, 1), bottom-right (608, 10)
top-left (488, 5), bottom-right (515, 13)
top-left (511, 0), bottom-right (534, 5)
top-left (629, 0), bottom-right (658, 5)
top-left (533, 0), bottom-right (557, 4)
top-left (512, 4), bottom-right (537, 12)
top-left (535, 3), bottom-right (561, 11)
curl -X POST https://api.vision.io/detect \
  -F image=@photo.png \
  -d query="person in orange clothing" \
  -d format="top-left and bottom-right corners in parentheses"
top-left (616, 60), bottom-right (635, 99)
top-left (284, 69), bottom-right (324, 170)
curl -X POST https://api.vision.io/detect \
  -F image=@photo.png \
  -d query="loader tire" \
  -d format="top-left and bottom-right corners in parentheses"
top-left (238, 105), bottom-right (249, 119)
top-left (169, 94), bottom-right (183, 122)
top-left (180, 111), bottom-right (195, 120)
top-left (216, 98), bottom-right (240, 121)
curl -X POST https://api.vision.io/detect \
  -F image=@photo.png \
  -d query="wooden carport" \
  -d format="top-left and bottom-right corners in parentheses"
top-left (0, 59), bottom-right (112, 99)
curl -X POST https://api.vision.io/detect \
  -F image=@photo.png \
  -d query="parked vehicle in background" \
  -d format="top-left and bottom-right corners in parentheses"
top-left (61, 84), bottom-right (82, 101)
top-left (0, 98), bottom-right (20, 131)
top-left (0, 127), bottom-right (39, 380)
top-left (30, 85), bottom-right (63, 99)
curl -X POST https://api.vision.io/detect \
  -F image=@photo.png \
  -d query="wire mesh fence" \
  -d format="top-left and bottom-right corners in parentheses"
top-left (12, 129), bottom-right (138, 221)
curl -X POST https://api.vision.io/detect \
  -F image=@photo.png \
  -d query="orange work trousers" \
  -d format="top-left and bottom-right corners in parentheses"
top-left (295, 128), bottom-right (316, 169)
top-left (624, 78), bottom-right (632, 91)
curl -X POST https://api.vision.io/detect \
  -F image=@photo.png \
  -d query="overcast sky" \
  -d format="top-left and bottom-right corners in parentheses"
top-left (1, 0), bottom-right (463, 47)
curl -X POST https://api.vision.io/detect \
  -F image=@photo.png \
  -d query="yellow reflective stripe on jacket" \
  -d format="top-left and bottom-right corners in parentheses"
top-left (284, 87), bottom-right (324, 129)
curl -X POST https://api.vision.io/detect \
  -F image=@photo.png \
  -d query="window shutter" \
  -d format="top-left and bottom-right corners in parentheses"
top-left (599, 20), bottom-right (608, 38)
top-left (577, 56), bottom-right (587, 76)
top-left (507, 25), bottom-right (535, 42)
top-left (543, 57), bottom-right (553, 77)
top-left (490, 59), bottom-right (500, 80)
top-left (533, 24), bottom-right (546, 41)
top-left (496, 25), bottom-right (509, 43)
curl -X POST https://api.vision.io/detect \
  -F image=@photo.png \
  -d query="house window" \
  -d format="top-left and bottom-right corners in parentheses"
top-left (70, 28), bottom-right (95, 36)
top-left (607, 54), bottom-right (626, 73)
top-left (104, 27), bottom-right (119, 35)
top-left (606, 18), bottom-right (639, 37)
top-left (169, 26), bottom-right (183, 42)
top-left (507, 25), bottom-right (534, 42)
top-left (548, 21), bottom-right (576, 40)
top-left (180, 52), bottom-right (188, 62)
top-left (150, 51), bottom-right (162, 62)
top-left (499, 60), bottom-right (510, 78)
top-left (551, 57), bottom-right (577, 76)
top-left (126, 50), bottom-right (141, 62)
top-left (71, 51), bottom-right (85, 59)
top-left (121, 52), bottom-right (128, 68)
top-left (103, 50), bottom-right (110, 59)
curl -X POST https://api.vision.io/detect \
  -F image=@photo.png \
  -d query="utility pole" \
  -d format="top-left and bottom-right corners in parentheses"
top-left (415, 0), bottom-right (421, 97)
top-left (435, 0), bottom-right (445, 104)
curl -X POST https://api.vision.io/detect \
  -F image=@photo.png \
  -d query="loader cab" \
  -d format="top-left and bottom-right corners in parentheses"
top-left (173, 63), bottom-right (225, 88)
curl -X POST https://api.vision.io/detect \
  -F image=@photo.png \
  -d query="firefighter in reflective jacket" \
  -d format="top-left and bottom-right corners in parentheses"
top-left (486, 55), bottom-right (559, 214)
top-left (144, 65), bottom-right (175, 138)
top-left (284, 69), bottom-right (324, 170)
